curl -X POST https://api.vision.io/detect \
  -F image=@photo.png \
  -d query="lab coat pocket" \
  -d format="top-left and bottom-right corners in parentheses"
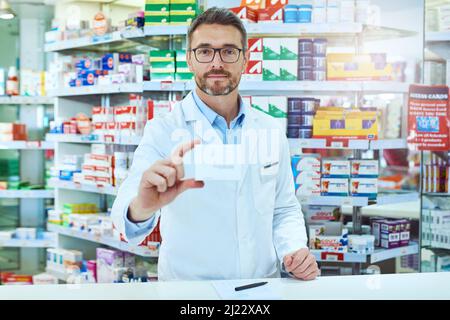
top-left (253, 161), bottom-right (279, 216)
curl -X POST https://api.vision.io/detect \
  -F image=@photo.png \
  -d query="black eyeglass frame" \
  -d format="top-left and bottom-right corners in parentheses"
top-left (190, 47), bottom-right (244, 64)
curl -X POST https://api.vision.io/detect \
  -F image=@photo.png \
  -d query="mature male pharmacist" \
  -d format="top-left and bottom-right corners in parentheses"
top-left (111, 7), bottom-right (319, 281)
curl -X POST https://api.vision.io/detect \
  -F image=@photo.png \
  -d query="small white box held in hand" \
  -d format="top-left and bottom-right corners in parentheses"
top-left (183, 144), bottom-right (245, 181)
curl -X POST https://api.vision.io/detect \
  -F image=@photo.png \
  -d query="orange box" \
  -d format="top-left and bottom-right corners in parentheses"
top-left (257, 5), bottom-right (284, 22)
top-left (230, 6), bottom-right (258, 22)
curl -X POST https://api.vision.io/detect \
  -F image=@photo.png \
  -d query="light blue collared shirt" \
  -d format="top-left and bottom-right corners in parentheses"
top-left (124, 91), bottom-right (246, 238)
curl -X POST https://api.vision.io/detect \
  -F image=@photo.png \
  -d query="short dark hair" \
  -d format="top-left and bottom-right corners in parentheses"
top-left (187, 7), bottom-right (247, 51)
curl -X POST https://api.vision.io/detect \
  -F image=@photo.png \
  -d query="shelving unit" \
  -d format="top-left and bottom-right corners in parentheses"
top-left (44, 12), bottom-right (422, 278)
top-left (45, 133), bottom-right (140, 146)
top-left (0, 190), bottom-right (54, 199)
top-left (48, 179), bottom-right (117, 196)
top-left (0, 239), bottom-right (57, 248)
top-left (47, 224), bottom-right (159, 257)
top-left (312, 242), bottom-right (419, 263)
top-left (0, 96), bottom-right (54, 105)
top-left (0, 141), bottom-right (54, 150)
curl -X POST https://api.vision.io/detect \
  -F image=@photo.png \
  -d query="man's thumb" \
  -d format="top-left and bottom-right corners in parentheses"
top-left (177, 179), bottom-right (204, 194)
top-left (284, 255), bottom-right (293, 267)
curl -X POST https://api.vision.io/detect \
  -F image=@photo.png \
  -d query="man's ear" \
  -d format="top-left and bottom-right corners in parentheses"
top-left (187, 50), bottom-right (194, 73)
top-left (242, 49), bottom-right (249, 73)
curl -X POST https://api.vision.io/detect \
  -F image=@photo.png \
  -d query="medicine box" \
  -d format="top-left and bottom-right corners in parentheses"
top-left (263, 38), bottom-right (281, 60)
top-left (372, 219), bottom-right (410, 249)
top-left (262, 60), bottom-right (280, 81)
top-left (322, 159), bottom-right (350, 178)
top-left (321, 178), bottom-right (349, 196)
top-left (350, 178), bottom-right (378, 200)
top-left (291, 154), bottom-right (321, 172)
top-left (351, 160), bottom-right (379, 178)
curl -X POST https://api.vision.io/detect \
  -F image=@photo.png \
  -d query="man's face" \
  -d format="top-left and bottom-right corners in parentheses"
top-left (187, 23), bottom-right (248, 96)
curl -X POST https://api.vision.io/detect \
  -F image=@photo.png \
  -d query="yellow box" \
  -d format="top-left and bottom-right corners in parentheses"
top-left (312, 107), bottom-right (378, 139)
top-left (327, 53), bottom-right (393, 81)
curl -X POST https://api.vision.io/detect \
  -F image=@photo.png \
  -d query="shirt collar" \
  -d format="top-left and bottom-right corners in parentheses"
top-left (192, 90), bottom-right (246, 127)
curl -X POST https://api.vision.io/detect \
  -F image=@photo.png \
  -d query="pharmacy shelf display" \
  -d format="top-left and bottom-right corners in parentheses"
top-left (47, 18), bottom-right (420, 278)
top-left (44, 23), bottom-right (417, 53)
top-left (47, 224), bottom-right (159, 258)
top-left (0, 239), bottom-right (57, 248)
top-left (419, 151), bottom-right (450, 273)
top-left (0, 96), bottom-right (54, 105)
top-left (0, 190), bottom-right (54, 199)
top-left (0, 141), bottom-right (54, 150)
top-left (312, 242), bottom-right (419, 264)
top-left (46, 133), bottom-right (140, 146)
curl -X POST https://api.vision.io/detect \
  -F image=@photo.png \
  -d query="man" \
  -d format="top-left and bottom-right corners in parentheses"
top-left (111, 7), bottom-right (319, 281)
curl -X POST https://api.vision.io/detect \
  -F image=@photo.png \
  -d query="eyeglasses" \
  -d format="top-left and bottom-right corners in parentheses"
top-left (191, 47), bottom-right (243, 64)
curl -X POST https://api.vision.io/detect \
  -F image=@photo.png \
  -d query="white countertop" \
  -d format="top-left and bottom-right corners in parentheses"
top-left (342, 200), bottom-right (420, 220)
top-left (1, 272), bottom-right (449, 300)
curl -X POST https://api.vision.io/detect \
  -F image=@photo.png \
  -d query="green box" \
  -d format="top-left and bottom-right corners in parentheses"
top-left (263, 38), bottom-right (281, 61)
top-left (170, 3), bottom-right (197, 11)
top-left (169, 11), bottom-right (196, 25)
top-left (150, 72), bottom-right (175, 81)
top-left (175, 72), bottom-right (194, 81)
top-left (149, 50), bottom-right (175, 62)
top-left (280, 38), bottom-right (298, 60)
top-left (145, 4), bottom-right (170, 12)
top-left (151, 61), bottom-right (176, 73)
top-left (145, 14), bottom-right (170, 25)
top-left (280, 60), bottom-right (298, 81)
top-left (263, 60), bottom-right (280, 81)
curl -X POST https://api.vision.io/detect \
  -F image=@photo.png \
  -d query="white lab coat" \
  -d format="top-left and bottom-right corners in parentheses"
top-left (111, 91), bottom-right (308, 281)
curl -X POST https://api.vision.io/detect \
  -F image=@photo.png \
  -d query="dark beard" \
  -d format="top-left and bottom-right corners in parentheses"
top-left (195, 70), bottom-right (241, 96)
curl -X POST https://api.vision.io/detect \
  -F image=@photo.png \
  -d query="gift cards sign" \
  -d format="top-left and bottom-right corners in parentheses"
top-left (407, 84), bottom-right (450, 151)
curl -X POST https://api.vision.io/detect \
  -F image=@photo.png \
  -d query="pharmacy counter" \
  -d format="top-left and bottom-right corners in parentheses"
top-left (1, 272), bottom-right (449, 300)
top-left (342, 200), bottom-right (420, 220)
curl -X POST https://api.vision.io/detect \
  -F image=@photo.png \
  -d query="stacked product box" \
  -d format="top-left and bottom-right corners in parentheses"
top-left (280, 38), bottom-right (298, 81)
top-left (286, 97), bottom-right (319, 138)
top-left (145, 0), bottom-right (198, 26)
top-left (298, 38), bottom-right (327, 81)
top-left (309, 226), bottom-right (349, 252)
top-left (423, 208), bottom-right (450, 249)
top-left (47, 248), bottom-right (83, 272)
top-left (321, 159), bottom-right (350, 196)
top-left (0, 123), bottom-right (27, 141)
top-left (59, 154), bottom-right (83, 181)
top-left (149, 50), bottom-right (175, 81)
top-left (291, 154), bottom-right (321, 197)
top-left (372, 218), bottom-right (411, 249)
top-left (244, 37), bottom-right (327, 82)
top-left (73, 145), bottom-right (115, 188)
top-left (350, 159), bottom-right (379, 200)
top-left (67, 52), bottom-right (147, 87)
top-left (262, 38), bottom-right (281, 81)
top-left (170, 0), bottom-right (198, 26)
top-left (20, 69), bottom-right (47, 96)
top-left (96, 248), bottom-right (136, 283)
top-left (145, 0), bottom-right (170, 26)
top-left (249, 96), bottom-right (287, 133)
top-left (91, 94), bottom-right (147, 142)
top-left (312, 107), bottom-right (379, 141)
top-left (326, 53), bottom-right (394, 81)
top-left (244, 38), bottom-right (263, 81)
top-left (422, 156), bottom-right (449, 193)
top-left (231, 0), bottom-right (364, 24)
top-left (175, 50), bottom-right (193, 81)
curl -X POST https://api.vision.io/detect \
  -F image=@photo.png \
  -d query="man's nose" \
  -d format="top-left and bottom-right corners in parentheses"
top-left (211, 50), bottom-right (224, 69)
